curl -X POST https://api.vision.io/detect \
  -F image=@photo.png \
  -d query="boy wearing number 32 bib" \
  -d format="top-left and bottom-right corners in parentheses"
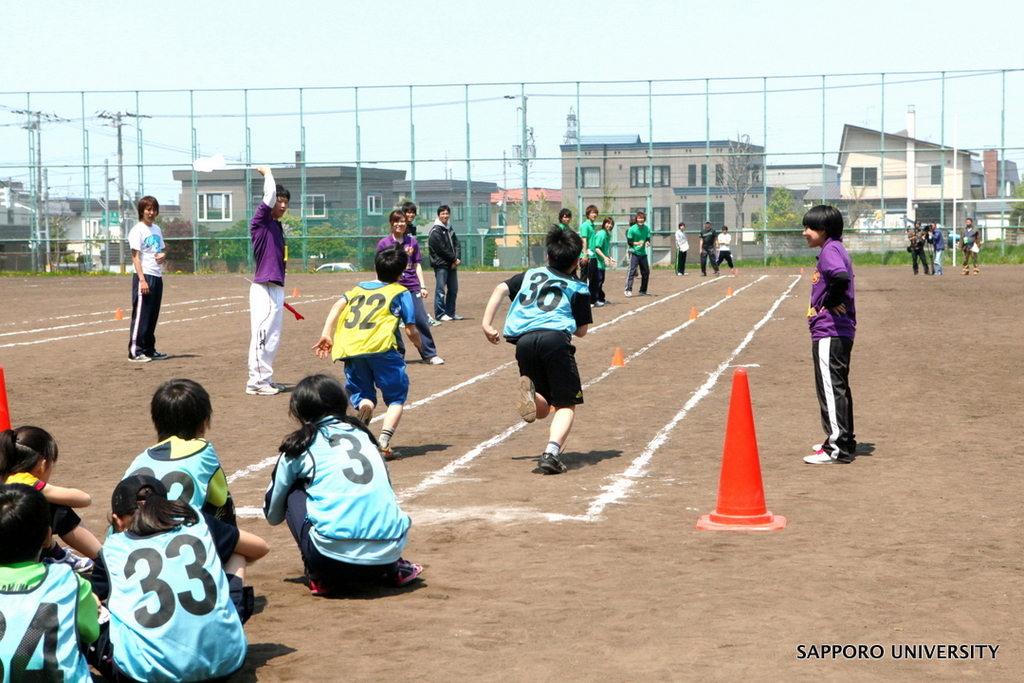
top-left (87, 475), bottom-right (268, 683)
top-left (313, 245), bottom-right (423, 460)
top-left (482, 227), bottom-right (592, 474)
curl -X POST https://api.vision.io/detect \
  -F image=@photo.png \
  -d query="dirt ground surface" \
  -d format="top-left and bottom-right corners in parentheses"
top-left (1, 263), bottom-right (1020, 682)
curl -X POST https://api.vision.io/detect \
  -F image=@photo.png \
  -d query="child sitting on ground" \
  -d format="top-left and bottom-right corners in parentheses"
top-left (481, 226), bottom-right (592, 474)
top-left (264, 373), bottom-right (423, 596)
top-left (87, 474), bottom-right (268, 683)
top-left (0, 483), bottom-right (98, 682)
top-left (123, 378), bottom-right (236, 524)
top-left (312, 244), bottom-right (423, 460)
top-left (0, 426), bottom-right (102, 571)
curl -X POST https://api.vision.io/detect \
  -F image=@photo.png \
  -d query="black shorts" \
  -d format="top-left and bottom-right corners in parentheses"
top-left (514, 329), bottom-right (584, 408)
top-left (51, 504), bottom-right (81, 537)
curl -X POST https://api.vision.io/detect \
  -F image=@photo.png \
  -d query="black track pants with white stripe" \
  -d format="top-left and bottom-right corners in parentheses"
top-left (812, 336), bottom-right (856, 459)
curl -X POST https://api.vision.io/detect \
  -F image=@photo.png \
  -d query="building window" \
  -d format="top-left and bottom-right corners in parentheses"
top-left (930, 165), bottom-right (943, 185)
top-left (630, 166), bottom-right (670, 188)
top-left (452, 202), bottom-right (465, 221)
top-left (701, 164), bottom-right (708, 186)
top-left (688, 165), bottom-right (697, 187)
top-left (750, 166), bottom-right (762, 184)
top-left (715, 164), bottom-right (725, 186)
top-left (851, 167), bottom-right (878, 187)
top-left (198, 193), bottom-right (231, 221)
top-left (305, 194), bottom-right (326, 218)
top-left (366, 194), bottom-right (383, 215)
top-left (577, 167), bottom-right (601, 189)
top-left (477, 203), bottom-right (489, 222)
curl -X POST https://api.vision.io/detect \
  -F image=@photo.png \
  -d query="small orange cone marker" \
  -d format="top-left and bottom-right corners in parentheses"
top-left (689, 307), bottom-right (699, 320)
top-left (733, 268), bottom-right (738, 275)
top-left (611, 348), bottom-right (626, 367)
top-left (0, 365), bottom-right (11, 431)
top-left (726, 287), bottom-right (734, 297)
top-left (114, 307), bottom-right (124, 320)
top-left (292, 287), bottom-right (300, 297)
top-left (697, 367), bottom-right (786, 531)
top-left (800, 267), bottom-right (805, 274)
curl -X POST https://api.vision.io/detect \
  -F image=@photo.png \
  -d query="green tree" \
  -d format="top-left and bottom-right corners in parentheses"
top-left (767, 186), bottom-right (801, 232)
top-left (1009, 182), bottom-right (1024, 227)
top-left (158, 217), bottom-right (194, 270)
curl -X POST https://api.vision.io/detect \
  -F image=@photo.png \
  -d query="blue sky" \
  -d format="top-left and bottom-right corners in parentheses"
top-left (2, 0), bottom-right (1021, 203)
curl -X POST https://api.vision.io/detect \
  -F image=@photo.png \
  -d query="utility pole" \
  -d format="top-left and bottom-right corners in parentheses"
top-left (97, 111), bottom-right (151, 270)
top-left (13, 109), bottom-right (65, 271)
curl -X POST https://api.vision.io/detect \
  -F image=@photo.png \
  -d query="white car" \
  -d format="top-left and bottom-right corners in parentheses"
top-left (315, 262), bottom-right (356, 272)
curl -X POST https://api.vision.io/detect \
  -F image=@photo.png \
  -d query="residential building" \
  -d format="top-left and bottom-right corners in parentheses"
top-left (172, 163), bottom-right (406, 232)
top-left (837, 119), bottom-right (978, 227)
top-left (560, 135), bottom-right (766, 261)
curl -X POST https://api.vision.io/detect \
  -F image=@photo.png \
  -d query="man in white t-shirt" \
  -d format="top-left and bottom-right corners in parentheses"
top-left (715, 226), bottom-right (734, 270)
top-left (127, 196), bottom-right (167, 362)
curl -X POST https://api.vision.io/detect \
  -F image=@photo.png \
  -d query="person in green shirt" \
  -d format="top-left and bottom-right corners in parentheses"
top-left (0, 483), bottom-right (99, 683)
top-left (578, 204), bottom-right (597, 288)
top-left (624, 210), bottom-right (652, 297)
top-left (590, 217), bottom-right (616, 306)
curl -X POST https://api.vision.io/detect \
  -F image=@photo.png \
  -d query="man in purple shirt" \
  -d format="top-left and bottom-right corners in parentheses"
top-left (246, 166), bottom-right (289, 396)
top-left (801, 205), bottom-right (857, 464)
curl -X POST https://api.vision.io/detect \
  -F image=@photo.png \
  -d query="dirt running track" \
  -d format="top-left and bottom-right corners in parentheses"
top-left (1, 265), bottom-right (1020, 682)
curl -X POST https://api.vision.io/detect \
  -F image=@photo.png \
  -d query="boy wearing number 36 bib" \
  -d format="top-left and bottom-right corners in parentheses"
top-left (313, 245), bottom-right (423, 460)
top-left (482, 227), bottom-right (592, 474)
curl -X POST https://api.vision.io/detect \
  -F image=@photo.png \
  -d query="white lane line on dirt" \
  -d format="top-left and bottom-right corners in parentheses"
top-left (223, 278), bottom-right (723, 485)
top-left (0, 294), bottom-right (248, 330)
top-left (395, 276), bottom-right (769, 504)
top-left (0, 296), bottom-right (336, 348)
top-left (578, 274), bottom-right (801, 521)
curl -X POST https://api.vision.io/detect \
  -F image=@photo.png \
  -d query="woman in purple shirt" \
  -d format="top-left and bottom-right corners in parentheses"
top-left (377, 211), bottom-right (444, 365)
top-left (801, 205), bottom-right (856, 465)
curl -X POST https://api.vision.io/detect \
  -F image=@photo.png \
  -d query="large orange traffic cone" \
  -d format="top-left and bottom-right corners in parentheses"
top-left (697, 367), bottom-right (786, 531)
top-left (114, 307), bottom-right (124, 320)
top-left (0, 365), bottom-right (10, 431)
top-left (689, 307), bottom-right (698, 320)
top-left (611, 348), bottom-right (626, 367)
top-left (292, 287), bottom-right (301, 297)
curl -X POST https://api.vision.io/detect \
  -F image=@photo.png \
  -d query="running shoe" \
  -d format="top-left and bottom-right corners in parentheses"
top-left (538, 453), bottom-right (567, 474)
top-left (394, 559), bottom-right (424, 587)
top-left (516, 377), bottom-right (537, 423)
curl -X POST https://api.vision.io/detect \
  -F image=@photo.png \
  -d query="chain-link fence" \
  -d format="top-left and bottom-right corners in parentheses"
top-left (2, 70), bottom-right (1021, 273)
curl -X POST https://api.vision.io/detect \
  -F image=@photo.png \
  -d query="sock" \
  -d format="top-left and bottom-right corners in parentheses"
top-left (47, 543), bottom-right (66, 560)
top-left (380, 427), bottom-right (395, 449)
top-left (544, 441), bottom-right (561, 457)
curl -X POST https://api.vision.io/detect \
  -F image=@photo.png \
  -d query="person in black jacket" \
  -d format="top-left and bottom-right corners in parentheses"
top-left (428, 205), bottom-right (462, 320)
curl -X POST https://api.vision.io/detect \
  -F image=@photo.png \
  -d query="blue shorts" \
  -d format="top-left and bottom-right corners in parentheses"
top-left (342, 350), bottom-right (409, 407)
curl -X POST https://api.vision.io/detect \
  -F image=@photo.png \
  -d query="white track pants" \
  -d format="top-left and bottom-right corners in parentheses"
top-left (248, 282), bottom-right (284, 390)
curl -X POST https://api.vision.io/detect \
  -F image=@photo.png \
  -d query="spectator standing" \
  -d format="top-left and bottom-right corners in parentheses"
top-left (906, 220), bottom-right (931, 275)
top-left (930, 222), bottom-right (945, 275)
top-left (674, 222), bottom-right (689, 275)
top-left (961, 217), bottom-right (981, 275)
top-left (715, 226), bottom-right (734, 270)
top-left (127, 196), bottom-right (167, 362)
top-left (428, 205), bottom-right (462, 320)
top-left (624, 210), bottom-right (652, 297)
top-left (699, 221), bottom-right (719, 276)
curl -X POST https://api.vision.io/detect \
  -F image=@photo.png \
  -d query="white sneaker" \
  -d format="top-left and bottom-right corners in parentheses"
top-left (803, 449), bottom-right (851, 464)
top-left (438, 314), bottom-right (454, 322)
top-left (428, 356), bottom-right (445, 365)
top-left (246, 384), bottom-right (281, 396)
top-left (624, 290), bottom-right (632, 298)
top-left (811, 443), bottom-right (823, 452)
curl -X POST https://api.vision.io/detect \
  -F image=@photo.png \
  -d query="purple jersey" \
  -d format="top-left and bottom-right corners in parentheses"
top-left (251, 202), bottom-right (286, 285)
top-left (376, 233), bottom-right (422, 291)
top-left (808, 238), bottom-right (856, 340)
